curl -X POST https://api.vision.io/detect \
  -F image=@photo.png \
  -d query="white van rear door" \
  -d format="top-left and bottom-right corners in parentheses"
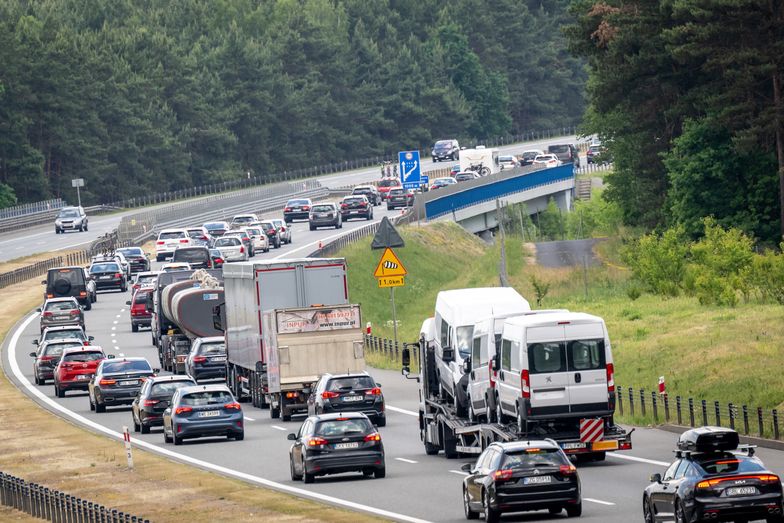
top-left (526, 326), bottom-right (570, 414)
top-left (564, 323), bottom-right (608, 413)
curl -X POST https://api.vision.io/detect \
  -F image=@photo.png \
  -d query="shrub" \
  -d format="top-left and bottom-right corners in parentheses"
top-left (748, 246), bottom-right (784, 304)
top-left (529, 274), bottom-right (551, 306)
top-left (623, 226), bottom-right (690, 296)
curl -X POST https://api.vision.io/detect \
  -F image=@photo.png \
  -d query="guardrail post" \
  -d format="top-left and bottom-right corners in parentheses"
top-left (714, 400), bottom-right (721, 426)
top-left (616, 387), bottom-right (623, 416)
top-left (628, 387), bottom-right (634, 416)
top-left (640, 389), bottom-right (646, 417)
top-left (742, 405), bottom-right (749, 435)
top-left (701, 400), bottom-right (708, 426)
top-left (728, 403), bottom-right (735, 430)
top-left (688, 398), bottom-right (695, 427)
top-left (758, 407), bottom-right (765, 438)
top-left (651, 392), bottom-right (658, 423)
top-left (773, 409), bottom-right (780, 440)
top-left (663, 394), bottom-right (670, 422)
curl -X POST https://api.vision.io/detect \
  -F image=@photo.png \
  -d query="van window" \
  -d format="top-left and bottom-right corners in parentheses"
top-left (501, 339), bottom-right (512, 371)
top-left (528, 343), bottom-right (566, 374)
top-left (472, 337), bottom-right (481, 364)
top-left (568, 340), bottom-right (605, 370)
top-left (440, 318), bottom-right (449, 347)
top-left (510, 340), bottom-right (522, 372)
top-left (455, 326), bottom-right (473, 360)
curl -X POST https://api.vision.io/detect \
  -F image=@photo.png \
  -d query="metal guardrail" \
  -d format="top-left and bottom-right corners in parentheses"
top-left (307, 210), bottom-right (412, 258)
top-left (0, 471), bottom-right (150, 523)
top-left (0, 198), bottom-right (64, 219)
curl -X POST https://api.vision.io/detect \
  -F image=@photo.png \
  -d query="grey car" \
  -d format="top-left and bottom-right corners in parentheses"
top-left (131, 375), bottom-right (196, 434)
top-left (89, 357), bottom-right (157, 413)
top-left (185, 337), bottom-right (227, 383)
top-left (271, 219), bottom-right (292, 244)
top-left (54, 206), bottom-right (88, 234)
top-left (309, 203), bottom-right (342, 230)
top-left (38, 297), bottom-right (84, 334)
top-left (162, 384), bottom-right (244, 445)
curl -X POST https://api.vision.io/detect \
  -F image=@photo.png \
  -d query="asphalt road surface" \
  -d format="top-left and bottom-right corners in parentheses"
top-left (535, 239), bottom-right (603, 268)
top-left (6, 216), bottom-right (784, 522)
top-left (0, 136), bottom-right (578, 263)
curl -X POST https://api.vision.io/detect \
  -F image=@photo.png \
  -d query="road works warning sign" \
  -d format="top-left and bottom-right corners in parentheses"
top-left (373, 248), bottom-right (407, 278)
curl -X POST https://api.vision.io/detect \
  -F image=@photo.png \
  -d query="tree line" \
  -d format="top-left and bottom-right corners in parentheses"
top-left (0, 0), bottom-right (584, 206)
top-left (567, 0), bottom-right (784, 244)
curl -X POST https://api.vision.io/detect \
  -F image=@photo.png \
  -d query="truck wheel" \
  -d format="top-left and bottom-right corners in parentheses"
top-left (282, 412), bottom-right (292, 422)
top-left (424, 441), bottom-right (439, 455)
top-left (132, 324), bottom-right (138, 333)
top-left (440, 422), bottom-right (458, 459)
top-left (270, 402), bottom-right (280, 419)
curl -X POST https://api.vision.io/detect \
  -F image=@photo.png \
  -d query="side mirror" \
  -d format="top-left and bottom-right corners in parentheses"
top-left (460, 463), bottom-right (473, 473)
top-left (41, 280), bottom-right (46, 285)
top-left (126, 301), bottom-right (132, 306)
top-left (153, 368), bottom-right (160, 374)
top-left (287, 433), bottom-right (297, 441)
top-left (401, 347), bottom-right (411, 368)
top-left (463, 357), bottom-right (472, 374)
top-left (650, 473), bottom-right (662, 484)
top-left (442, 346), bottom-right (454, 363)
top-left (29, 352), bottom-right (37, 357)
top-left (492, 354), bottom-right (500, 372)
top-left (107, 354), bottom-right (116, 359)
top-left (88, 336), bottom-right (95, 341)
top-left (36, 307), bottom-right (42, 313)
top-left (32, 340), bottom-right (38, 345)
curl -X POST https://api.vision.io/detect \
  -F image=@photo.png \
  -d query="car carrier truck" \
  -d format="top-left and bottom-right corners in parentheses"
top-left (220, 258), bottom-right (350, 408)
top-left (262, 304), bottom-right (365, 421)
top-left (400, 312), bottom-right (633, 460)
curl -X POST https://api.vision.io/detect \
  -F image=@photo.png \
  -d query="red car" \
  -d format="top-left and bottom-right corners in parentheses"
top-left (54, 346), bottom-right (109, 398)
top-left (377, 178), bottom-right (402, 201)
top-left (127, 288), bottom-right (152, 332)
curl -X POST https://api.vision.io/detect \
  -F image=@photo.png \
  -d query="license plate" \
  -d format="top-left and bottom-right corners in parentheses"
top-left (343, 396), bottom-right (364, 402)
top-left (119, 380), bottom-right (137, 386)
top-left (562, 442), bottom-right (587, 450)
top-left (198, 410), bottom-right (220, 418)
top-left (77, 374), bottom-right (90, 380)
top-left (726, 486), bottom-right (758, 496)
top-left (100, 275), bottom-right (111, 280)
top-left (211, 356), bottom-right (226, 362)
top-left (292, 207), bottom-right (300, 211)
top-left (176, 356), bottom-right (186, 363)
top-left (334, 442), bottom-right (360, 449)
top-left (523, 476), bottom-right (552, 485)
top-left (317, 213), bottom-right (328, 218)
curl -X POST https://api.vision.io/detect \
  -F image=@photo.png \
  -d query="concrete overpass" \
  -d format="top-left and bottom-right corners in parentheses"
top-left (413, 164), bottom-right (575, 233)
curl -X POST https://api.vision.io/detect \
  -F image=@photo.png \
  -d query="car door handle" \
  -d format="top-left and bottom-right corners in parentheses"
top-left (574, 373), bottom-right (582, 383)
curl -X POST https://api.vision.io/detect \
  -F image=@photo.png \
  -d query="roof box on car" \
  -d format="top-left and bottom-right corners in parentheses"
top-left (677, 426), bottom-right (739, 452)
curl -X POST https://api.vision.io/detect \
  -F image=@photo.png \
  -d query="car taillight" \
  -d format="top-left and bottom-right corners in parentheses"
top-left (493, 469), bottom-right (514, 482)
top-left (42, 311), bottom-right (53, 318)
top-left (193, 356), bottom-right (207, 363)
top-left (697, 474), bottom-right (780, 489)
top-left (364, 432), bottom-right (381, 442)
top-left (39, 356), bottom-right (54, 362)
top-left (302, 206), bottom-right (310, 211)
top-left (360, 202), bottom-right (367, 207)
top-left (114, 273), bottom-right (122, 278)
top-left (560, 464), bottom-right (577, 475)
top-left (285, 392), bottom-right (297, 399)
top-left (175, 406), bottom-right (192, 415)
top-left (239, 246), bottom-right (244, 253)
top-left (284, 207), bottom-right (292, 212)
top-left (99, 379), bottom-right (116, 386)
top-left (216, 258), bottom-right (224, 263)
top-left (606, 363), bottom-right (615, 393)
top-left (366, 387), bottom-right (382, 396)
top-left (224, 402), bottom-right (241, 410)
top-left (179, 239), bottom-right (189, 243)
top-left (280, 226), bottom-right (286, 232)
top-left (340, 204), bottom-right (348, 209)
top-left (47, 294), bottom-right (54, 298)
top-left (142, 399), bottom-right (158, 407)
top-left (156, 241), bottom-right (164, 245)
top-left (308, 437), bottom-right (328, 447)
top-left (521, 369), bottom-right (530, 399)
top-left (79, 291), bottom-right (87, 296)
top-left (69, 310), bottom-right (79, 316)
top-left (321, 391), bottom-right (339, 399)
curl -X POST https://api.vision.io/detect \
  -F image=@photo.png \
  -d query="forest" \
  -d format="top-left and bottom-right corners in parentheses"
top-left (0, 0), bottom-right (584, 205)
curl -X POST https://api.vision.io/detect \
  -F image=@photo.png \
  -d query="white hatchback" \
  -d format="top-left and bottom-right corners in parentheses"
top-left (155, 229), bottom-right (192, 261)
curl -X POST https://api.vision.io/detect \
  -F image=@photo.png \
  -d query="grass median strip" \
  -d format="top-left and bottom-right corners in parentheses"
top-left (0, 278), bottom-right (381, 523)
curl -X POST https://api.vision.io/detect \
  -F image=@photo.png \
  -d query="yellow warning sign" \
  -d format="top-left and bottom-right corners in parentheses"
top-left (378, 276), bottom-right (405, 288)
top-left (373, 248), bottom-right (407, 278)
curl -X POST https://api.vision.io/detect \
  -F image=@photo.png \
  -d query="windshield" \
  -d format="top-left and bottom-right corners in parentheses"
top-left (232, 216), bottom-right (254, 224)
top-left (44, 330), bottom-right (85, 342)
top-left (287, 200), bottom-right (310, 206)
top-left (245, 228), bottom-right (261, 236)
top-left (388, 189), bottom-right (404, 196)
top-left (434, 140), bottom-right (452, 149)
top-left (204, 223), bottom-right (226, 230)
top-left (57, 210), bottom-right (80, 218)
top-left (501, 448), bottom-right (568, 469)
top-left (62, 351), bottom-right (103, 362)
top-left (314, 418), bottom-right (373, 437)
top-left (312, 205), bottom-right (334, 212)
top-left (45, 300), bottom-right (78, 312)
top-left (343, 197), bottom-right (365, 204)
top-left (696, 456), bottom-right (766, 475)
top-left (43, 342), bottom-right (82, 356)
top-left (117, 248), bottom-right (143, 257)
top-left (548, 145), bottom-right (569, 154)
top-left (198, 342), bottom-right (226, 355)
top-left (499, 156), bottom-right (514, 162)
top-left (150, 380), bottom-right (194, 396)
top-left (173, 249), bottom-right (208, 262)
top-left (378, 179), bottom-right (400, 188)
top-left (90, 263), bottom-right (120, 273)
top-left (327, 376), bottom-right (376, 391)
top-left (132, 292), bottom-right (149, 304)
top-left (522, 151), bottom-right (540, 159)
top-left (103, 360), bottom-right (152, 373)
top-left (135, 275), bottom-right (156, 286)
top-left (180, 391), bottom-right (234, 405)
top-left (159, 231), bottom-right (185, 240)
top-left (260, 222), bottom-right (275, 231)
top-left (48, 268), bottom-right (82, 285)
top-left (215, 237), bottom-right (240, 247)
top-left (456, 326), bottom-right (474, 360)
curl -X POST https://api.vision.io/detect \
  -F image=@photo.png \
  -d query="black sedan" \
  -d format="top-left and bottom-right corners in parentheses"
top-left (116, 247), bottom-right (150, 273)
top-left (88, 261), bottom-right (127, 292)
top-left (163, 384), bottom-right (244, 445)
top-left (307, 372), bottom-right (385, 426)
top-left (89, 357), bottom-right (157, 413)
top-left (288, 412), bottom-right (385, 483)
top-left (185, 337), bottom-right (226, 382)
top-left (462, 440), bottom-right (581, 521)
top-left (283, 198), bottom-right (312, 223)
top-left (643, 426), bottom-right (783, 523)
top-left (131, 375), bottom-right (195, 434)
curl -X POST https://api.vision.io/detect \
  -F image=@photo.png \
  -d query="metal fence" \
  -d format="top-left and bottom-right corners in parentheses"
top-left (0, 199), bottom-right (64, 219)
top-left (575, 162), bottom-right (613, 175)
top-left (364, 334), bottom-right (416, 364)
top-left (0, 471), bottom-right (150, 523)
top-left (307, 210), bottom-right (413, 258)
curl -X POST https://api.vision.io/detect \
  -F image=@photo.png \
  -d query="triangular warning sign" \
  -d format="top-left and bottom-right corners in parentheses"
top-left (373, 248), bottom-right (407, 277)
top-left (370, 216), bottom-right (405, 250)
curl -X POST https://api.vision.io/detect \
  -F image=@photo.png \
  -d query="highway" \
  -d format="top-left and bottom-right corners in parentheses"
top-left (0, 136), bottom-right (576, 262)
top-left (6, 210), bottom-right (784, 522)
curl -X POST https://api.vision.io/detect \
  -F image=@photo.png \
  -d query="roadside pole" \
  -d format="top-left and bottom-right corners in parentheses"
top-left (122, 426), bottom-right (134, 470)
top-left (390, 287), bottom-right (399, 349)
top-left (371, 217), bottom-right (406, 352)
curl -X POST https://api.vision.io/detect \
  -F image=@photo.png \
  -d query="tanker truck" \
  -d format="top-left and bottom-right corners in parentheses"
top-left (152, 269), bottom-right (223, 372)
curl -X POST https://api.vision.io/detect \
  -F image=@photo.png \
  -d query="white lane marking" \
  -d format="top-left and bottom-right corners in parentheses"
top-left (395, 457), bottom-right (418, 464)
top-left (113, 346), bottom-right (119, 351)
top-left (7, 312), bottom-right (431, 523)
top-left (449, 470), bottom-right (469, 476)
top-left (111, 326), bottom-right (116, 331)
top-left (243, 416), bottom-right (255, 422)
top-left (115, 315), bottom-right (121, 319)
top-left (271, 425), bottom-right (287, 431)
top-left (113, 321), bottom-right (118, 325)
top-left (584, 498), bottom-right (615, 506)
top-left (608, 453), bottom-right (669, 467)
top-left (387, 405), bottom-right (417, 417)
top-left (120, 309), bottom-right (126, 312)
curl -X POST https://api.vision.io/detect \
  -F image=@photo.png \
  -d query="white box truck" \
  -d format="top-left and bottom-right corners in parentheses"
top-left (263, 304), bottom-right (365, 421)
top-left (221, 258), bottom-right (349, 407)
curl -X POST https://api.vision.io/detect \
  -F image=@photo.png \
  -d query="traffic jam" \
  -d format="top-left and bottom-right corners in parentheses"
top-left (22, 165), bottom-right (784, 523)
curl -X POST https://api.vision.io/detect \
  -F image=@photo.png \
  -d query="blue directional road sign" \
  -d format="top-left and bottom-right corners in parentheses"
top-left (399, 150), bottom-right (428, 189)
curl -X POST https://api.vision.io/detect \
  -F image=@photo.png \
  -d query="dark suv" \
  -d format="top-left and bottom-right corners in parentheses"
top-left (547, 144), bottom-right (581, 167)
top-left (88, 261), bottom-right (128, 292)
top-left (171, 246), bottom-right (212, 269)
top-left (431, 139), bottom-right (460, 162)
top-left (307, 372), bottom-right (386, 426)
top-left (43, 267), bottom-right (91, 310)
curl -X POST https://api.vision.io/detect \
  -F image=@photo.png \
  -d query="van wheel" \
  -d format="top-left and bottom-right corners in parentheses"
top-left (84, 300), bottom-right (92, 311)
top-left (132, 324), bottom-right (138, 333)
top-left (496, 402), bottom-right (506, 425)
top-left (516, 407), bottom-right (528, 435)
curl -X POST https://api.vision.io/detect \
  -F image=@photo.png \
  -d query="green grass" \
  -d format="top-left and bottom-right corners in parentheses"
top-left (339, 223), bottom-right (784, 428)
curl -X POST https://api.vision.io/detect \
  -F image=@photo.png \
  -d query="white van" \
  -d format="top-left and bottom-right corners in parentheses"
top-left (423, 288), bottom-right (530, 415)
top-left (458, 146), bottom-right (500, 176)
top-left (466, 310), bottom-right (568, 423)
top-left (495, 312), bottom-right (615, 432)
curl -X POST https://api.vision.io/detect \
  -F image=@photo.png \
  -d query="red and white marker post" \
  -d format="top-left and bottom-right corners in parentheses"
top-left (122, 426), bottom-right (134, 470)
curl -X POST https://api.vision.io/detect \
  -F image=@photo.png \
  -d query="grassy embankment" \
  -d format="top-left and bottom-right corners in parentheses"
top-left (0, 253), bottom-right (379, 523)
top-left (340, 222), bottom-right (784, 424)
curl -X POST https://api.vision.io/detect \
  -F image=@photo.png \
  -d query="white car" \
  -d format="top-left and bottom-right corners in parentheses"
top-left (155, 229), bottom-right (192, 261)
top-left (160, 262), bottom-right (191, 273)
top-left (213, 236), bottom-right (248, 262)
top-left (230, 214), bottom-right (259, 228)
top-left (242, 226), bottom-right (270, 254)
top-left (498, 155), bottom-right (518, 170)
top-left (532, 154), bottom-right (562, 168)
